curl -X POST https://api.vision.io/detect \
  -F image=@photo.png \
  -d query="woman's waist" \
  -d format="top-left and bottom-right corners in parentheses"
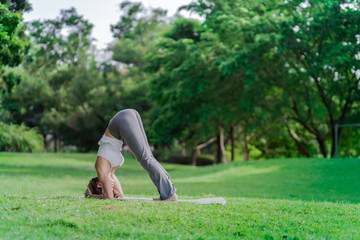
top-left (98, 135), bottom-right (123, 149)
top-left (105, 127), bottom-right (121, 140)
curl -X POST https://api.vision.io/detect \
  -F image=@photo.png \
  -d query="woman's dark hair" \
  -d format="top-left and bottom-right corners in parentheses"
top-left (85, 177), bottom-right (102, 196)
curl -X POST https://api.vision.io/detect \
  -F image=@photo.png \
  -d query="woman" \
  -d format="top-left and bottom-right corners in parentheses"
top-left (85, 177), bottom-right (123, 198)
top-left (85, 109), bottom-right (177, 201)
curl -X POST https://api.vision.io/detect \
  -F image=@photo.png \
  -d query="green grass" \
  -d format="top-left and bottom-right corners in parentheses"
top-left (1, 153), bottom-right (360, 239)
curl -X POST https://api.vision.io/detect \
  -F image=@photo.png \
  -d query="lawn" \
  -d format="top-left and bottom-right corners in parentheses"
top-left (1, 152), bottom-right (360, 239)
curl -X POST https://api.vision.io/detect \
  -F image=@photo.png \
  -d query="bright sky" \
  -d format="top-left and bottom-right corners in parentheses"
top-left (23, 0), bottom-right (195, 49)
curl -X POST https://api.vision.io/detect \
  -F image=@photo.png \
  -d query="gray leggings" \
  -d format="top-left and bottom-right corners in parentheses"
top-left (108, 109), bottom-right (176, 200)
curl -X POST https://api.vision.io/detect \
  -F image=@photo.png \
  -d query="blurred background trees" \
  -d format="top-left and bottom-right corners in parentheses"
top-left (0, 0), bottom-right (359, 162)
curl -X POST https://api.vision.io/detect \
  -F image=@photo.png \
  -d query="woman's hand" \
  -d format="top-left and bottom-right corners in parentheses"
top-left (110, 178), bottom-right (115, 188)
top-left (109, 172), bottom-right (124, 198)
top-left (113, 189), bottom-right (124, 199)
top-left (85, 188), bottom-right (104, 198)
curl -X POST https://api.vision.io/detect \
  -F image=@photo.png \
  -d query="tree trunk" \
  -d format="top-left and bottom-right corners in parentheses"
top-left (316, 135), bottom-right (327, 158)
top-left (230, 126), bottom-right (235, 161)
top-left (197, 137), bottom-right (216, 151)
top-left (180, 141), bottom-right (186, 156)
top-left (219, 126), bottom-right (228, 163)
top-left (244, 129), bottom-right (250, 161)
top-left (54, 135), bottom-right (58, 153)
top-left (214, 134), bottom-right (222, 164)
top-left (42, 133), bottom-right (48, 151)
top-left (331, 127), bottom-right (343, 157)
top-left (191, 148), bottom-right (198, 166)
top-left (285, 120), bottom-right (310, 157)
top-left (193, 137), bottom-right (216, 165)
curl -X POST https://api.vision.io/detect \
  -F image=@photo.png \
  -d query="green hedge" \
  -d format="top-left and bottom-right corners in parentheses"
top-left (0, 122), bottom-right (44, 152)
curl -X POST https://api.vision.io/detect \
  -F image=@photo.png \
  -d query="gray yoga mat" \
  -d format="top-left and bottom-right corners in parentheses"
top-left (35, 196), bottom-right (226, 205)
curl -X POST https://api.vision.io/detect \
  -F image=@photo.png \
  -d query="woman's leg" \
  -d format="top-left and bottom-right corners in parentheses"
top-left (113, 109), bottom-right (176, 200)
top-left (130, 109), bottom-right (171, 178)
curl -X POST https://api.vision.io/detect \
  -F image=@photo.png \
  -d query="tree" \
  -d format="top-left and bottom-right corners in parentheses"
top-left (25, 7), bottom-right (94, 73)
top-left (0, 0), bottom-right (31, 13)
top-left (111, 1), bottom-right (167, 39)
top-left (184, 0), bottom-right (360, 158)
top-left (110, 1), bottom-right (171, 127)
top-left (8, 8), bottom-right (103, 150)
top-left (147, 17), bottom-right (240, 163)
top-left (0, 2), bottom-right (43, 152)
top-left (277, 0), bottom-right (360, 157)
top-left (0, 2), bottom-right (29, 122)
top-left (0, 3), bottom-right (29, 71)
top-left (171, 0), bottom-right (299, 161)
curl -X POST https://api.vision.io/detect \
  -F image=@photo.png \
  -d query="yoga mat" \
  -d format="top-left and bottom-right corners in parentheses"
top-left (119, 197), bottom-right (226, 205)
top-left (35, 196), bottom-right (226, 205)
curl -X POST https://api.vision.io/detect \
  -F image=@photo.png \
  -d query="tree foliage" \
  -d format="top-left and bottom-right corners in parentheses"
top-left (1, 0), bottom-right (359, 159)
top-left (179, 0), bottom-right (360, 158)
top-left (0, 0), bottom-right (31, 13)
top-left (0, 3), bottom-right (28, 70)
top-left (0, 121), bottom-right (44, 152)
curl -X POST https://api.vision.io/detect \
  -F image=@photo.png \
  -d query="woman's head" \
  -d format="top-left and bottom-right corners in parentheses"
top-left (85, 177), bottom-right (102, 196)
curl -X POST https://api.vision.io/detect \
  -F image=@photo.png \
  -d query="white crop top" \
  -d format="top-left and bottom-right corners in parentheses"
top-left (97, 135), bottom-right (124, 168)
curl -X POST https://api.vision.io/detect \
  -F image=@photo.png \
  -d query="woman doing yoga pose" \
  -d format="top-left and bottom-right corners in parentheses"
top-left (85, 109), bottom-right (177, 201)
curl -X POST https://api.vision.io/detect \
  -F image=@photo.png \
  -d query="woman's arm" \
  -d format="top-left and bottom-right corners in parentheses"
top-left (85, 187), bottom-right (104, 198)
top-left (95, 156), bottom-right (114, 199)
top-left (110, 171), bottom-right (124, 198)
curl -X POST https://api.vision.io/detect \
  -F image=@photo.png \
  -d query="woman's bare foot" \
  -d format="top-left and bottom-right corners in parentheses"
top-left (153, 193), bottom-right (178, 201)
top-left (166, 193), bottom-right (178, 201)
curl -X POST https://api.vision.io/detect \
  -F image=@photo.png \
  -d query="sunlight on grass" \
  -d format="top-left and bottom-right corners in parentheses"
top-left (1, 153), bottom-right (360, 239)
top-left (175, 165), bottom-right (282, 183)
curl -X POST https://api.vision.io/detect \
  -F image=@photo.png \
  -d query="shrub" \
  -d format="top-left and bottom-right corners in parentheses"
top-left (0, 122), bottom-right (44, 152)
